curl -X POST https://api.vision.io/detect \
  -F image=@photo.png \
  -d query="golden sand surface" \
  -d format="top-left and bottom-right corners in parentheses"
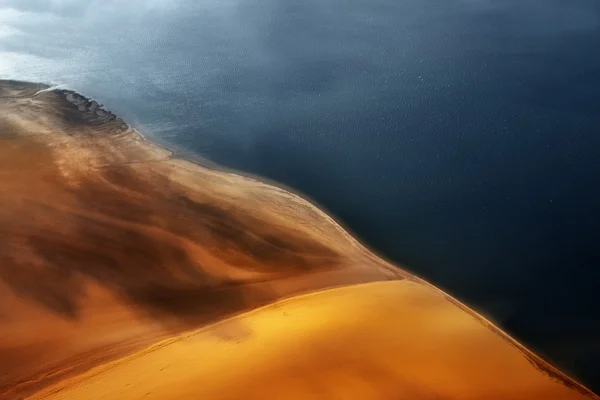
top-left (0, 80), bottom-right (597, 399)
top-left (28, 281), bottom-right (594, 400)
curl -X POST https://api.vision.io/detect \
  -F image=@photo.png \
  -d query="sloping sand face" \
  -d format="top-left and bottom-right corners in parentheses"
top-left (28, 282), bottom-right (595, 400)
top-left (0, 80), bottom-right (597, 399)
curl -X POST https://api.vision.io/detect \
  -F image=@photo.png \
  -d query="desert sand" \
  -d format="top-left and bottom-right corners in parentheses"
top-left (26, 281), bottom-right (595, 400)
top-left (0, 80), bottom-right (597, 399)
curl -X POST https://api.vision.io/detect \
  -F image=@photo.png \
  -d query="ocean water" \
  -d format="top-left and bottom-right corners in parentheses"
top-left (1, 0), bottom-right (600, 390)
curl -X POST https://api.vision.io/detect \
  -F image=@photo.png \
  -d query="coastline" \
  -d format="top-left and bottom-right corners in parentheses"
top-left (51, 84), bottom-right (597, 394)
top-left (0, 79), bottom-right (597, 399)
top-left (55, 82), bottom-right (409, 280)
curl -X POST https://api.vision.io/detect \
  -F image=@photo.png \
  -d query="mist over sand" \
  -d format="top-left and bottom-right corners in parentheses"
top-left (0, 80), bottom-right (597, 399)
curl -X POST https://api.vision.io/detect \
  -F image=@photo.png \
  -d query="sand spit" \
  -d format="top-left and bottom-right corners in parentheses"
top-left (0, 80), bottom-right (597, 399)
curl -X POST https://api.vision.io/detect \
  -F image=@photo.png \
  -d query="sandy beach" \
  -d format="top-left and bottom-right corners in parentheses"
top-left (0, 80), bottom-right (596, 399)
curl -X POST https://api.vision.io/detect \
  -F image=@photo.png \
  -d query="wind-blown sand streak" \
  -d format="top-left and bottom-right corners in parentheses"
top-left (0, 80), bottom-right (597, 399)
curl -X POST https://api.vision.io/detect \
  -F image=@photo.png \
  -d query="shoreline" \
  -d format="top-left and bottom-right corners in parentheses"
top-left (54, 82), bottom-right (408, 280)
top-left (51, 82), bottom-right (600, 398)
top-left (1, 79), bottom-right (598, 399)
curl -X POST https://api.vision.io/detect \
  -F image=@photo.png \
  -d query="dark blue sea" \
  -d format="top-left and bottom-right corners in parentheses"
top-left (1, 0), bottom-right (599, 390)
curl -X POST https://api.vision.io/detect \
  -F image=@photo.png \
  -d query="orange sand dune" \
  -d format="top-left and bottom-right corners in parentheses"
top-left (29, 281), bottom-right (595, 400)
top-left (0, 80), bottom-right (597, 399)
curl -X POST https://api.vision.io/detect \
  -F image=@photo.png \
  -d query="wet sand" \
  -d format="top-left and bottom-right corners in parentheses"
top-left (0, 80), bottom-right (597, 399)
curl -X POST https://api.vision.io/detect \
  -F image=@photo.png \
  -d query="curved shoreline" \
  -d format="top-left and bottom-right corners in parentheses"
top-left (51, 83), bottom-right (597, 394)
top-left (54, 82), bottom-right (409, 280)
top-left (50, 83), bottom-right (600, 398)
top-left (1, 79), bottom-right (598, 399)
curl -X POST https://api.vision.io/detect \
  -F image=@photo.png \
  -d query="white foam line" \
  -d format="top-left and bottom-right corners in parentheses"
top-left (34, 84), bottom-right (70, 96)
